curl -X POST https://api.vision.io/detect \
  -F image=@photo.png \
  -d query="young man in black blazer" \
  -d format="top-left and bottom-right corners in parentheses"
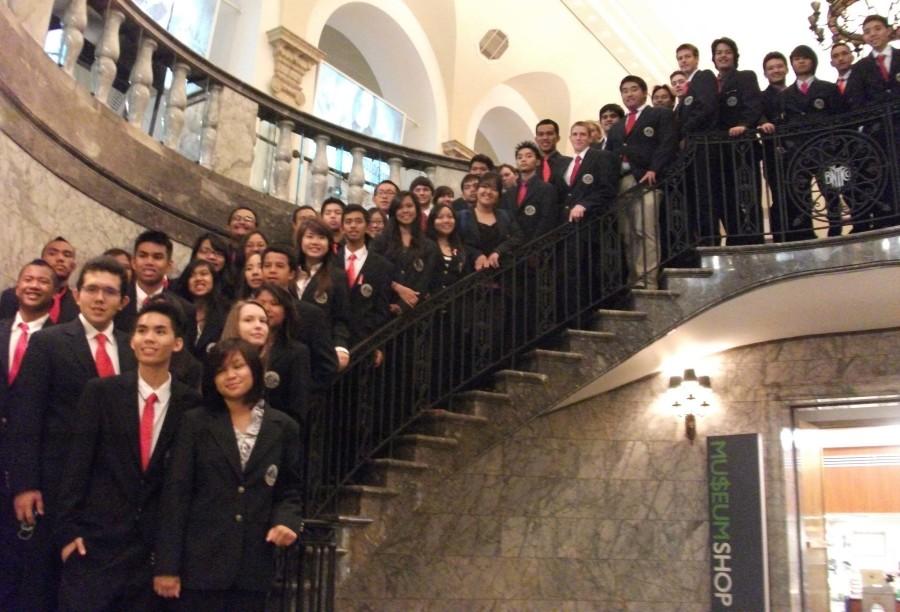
top-left (7, 256), bottom-right (136, 611)
top-left (0, 237), bottom-right (79, 323)
top-left (501, 141), bottom-right (560, 243)
top-left (0, 260), bottom-right (57, 610)
top-left (757, 52), bottom-right (791, 242)
top-left (606, 75), bottom-right (677, 289)
top-left (55, 301), bottom-right (201, 611)
top-left (562, 121), bottom-right (620, 223)
top-left (336, 205), bottom-right (393, 347)
top-left (534, 118), bottom-right (572, 205)
top-left (712, 37), bottom-right (765, 245)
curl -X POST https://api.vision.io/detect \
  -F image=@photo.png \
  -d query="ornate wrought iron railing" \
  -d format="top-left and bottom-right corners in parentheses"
top-left (308, 101), bottom-right (900, 517)
top-left (270, 520), bottom-right (338, 612)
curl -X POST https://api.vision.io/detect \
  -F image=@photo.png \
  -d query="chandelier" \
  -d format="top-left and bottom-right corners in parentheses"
top-left (808, 0), bottom-right (899, 53)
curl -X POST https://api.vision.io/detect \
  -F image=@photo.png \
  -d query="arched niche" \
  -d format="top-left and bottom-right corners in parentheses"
top-left (466, 84), bottom-right (538, 164)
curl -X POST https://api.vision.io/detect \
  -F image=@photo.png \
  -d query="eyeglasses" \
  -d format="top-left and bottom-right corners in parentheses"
top-left (80, 285), bottom-right (121, 298)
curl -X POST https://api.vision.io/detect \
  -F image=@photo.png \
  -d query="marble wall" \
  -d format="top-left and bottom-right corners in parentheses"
top-left (337, 329), bottom-right (900, 611)
top-left (0, 131), bottom-right (190, 289)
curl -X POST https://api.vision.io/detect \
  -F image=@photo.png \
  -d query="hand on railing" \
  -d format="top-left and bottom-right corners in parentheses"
top-left (266, 524), bottom-right (299, 548)
top-left (153, 575), bottom-right (181, 599)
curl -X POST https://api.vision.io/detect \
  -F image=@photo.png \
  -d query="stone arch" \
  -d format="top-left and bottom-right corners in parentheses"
top-left (466, 84), bottom-right (538, 164)
top-left (307, 0), bottom-right (448, 152)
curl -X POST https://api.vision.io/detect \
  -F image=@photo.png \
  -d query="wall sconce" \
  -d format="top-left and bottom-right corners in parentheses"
top-left (668, 368), bottom-right (712, 444)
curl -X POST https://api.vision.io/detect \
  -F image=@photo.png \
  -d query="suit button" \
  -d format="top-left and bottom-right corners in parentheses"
top-left (235, 514), bottom-right (243, 523)
top-left (237, 486), bottom-right (245, 494)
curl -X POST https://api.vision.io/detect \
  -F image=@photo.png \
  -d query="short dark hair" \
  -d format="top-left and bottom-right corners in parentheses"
top-left (763, 51), bottom-right (788, 70)
top-left (676, 43), bottom-right (699, 57)
top-left (862, 14), bottom-right (890, 28)
top-left (321, 197), bottom-right (346, 214)
top-left (76, 256), bottom-right (129, 295)
top-left (535, 118), bottom-right (560, 136)
top-left (469, 154), bottom-right (495, 171)
top-left (374, 180), bottom-right (399, 194)
top-left (831, 41), bottom-right (851, 53)
top-left (620, 75), bottom-right (648, 92)
top-left (790, 44), bottom-right (819, 73)
top-left (136, 299), bottom-right (187, 339)
top-left (262, 244), bottom-right (298, 270)
top-left (342, 204), bottom-right (370, 222)
top-left (42, 236), bottom-right (73, 254)
top-left (514, 141), bottom-right (543, 160)
top-left (598, 103), bottom-right (625, 119)
top-left (229, 206), bottom-right (258, 223)
top-left (460, 173), bottom-right (480, 189)
top-left (477, 172), bottom-right (502, 193)
top-left (292, 205), bottom-right (317, 224)
top-left (134, 230), bottom-right (174, 258)
top-left (712, 37), bottom-right (740, 67)
top-left (18, 259), bottom-right (59, 289)
top-left (432, 186), bottom-right (454, 205)
top-left (409, 176), bottom-right (435, 193)
top-left (669, 70), bottom-right (687, 80)
top-left (205, 338), bottom-right (265, 408)
top-left (652, 84), bottom-right (674, 99)
top-left (102, 247), bottom-right (131, 262)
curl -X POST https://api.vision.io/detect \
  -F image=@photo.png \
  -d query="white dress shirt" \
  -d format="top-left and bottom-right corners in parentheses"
top-left (138, 374), bottom-right (172, 456)
top-left (79, 313), bottom-right (120, 374)
top-left (8, 312), bottom-right (50, 375)
top-left (873, 48), bottom-right (893, 73)
top-left (344, 245), bottom-right (368, 283)
top-left (564, 151), bottom-right (587, 186)
top-left (295, 263), bottom-right (323, 298)
top-left (135, 284), bottom-right (164, 309)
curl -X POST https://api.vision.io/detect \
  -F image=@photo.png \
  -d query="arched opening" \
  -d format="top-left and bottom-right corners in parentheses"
top-left (314, 1), bottom-right (444, 152)
top-left (474, 107), bottom-right (533, 166)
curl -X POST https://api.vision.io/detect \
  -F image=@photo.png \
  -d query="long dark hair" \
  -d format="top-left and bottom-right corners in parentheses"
top-left (426, 203), bottom-right (468, 269)
top-left (381, 191), bottom-right (424, 260)
top-left (252, 282), bottom-right (301, 348)
top-left (174, 258), bottom-right (231, 325)
top-left (186, 232), bottom-right (237, 297)
top-left (204, 338), bottom-right (265, 411)
top-left (295, 217), bottom-right (335, 302)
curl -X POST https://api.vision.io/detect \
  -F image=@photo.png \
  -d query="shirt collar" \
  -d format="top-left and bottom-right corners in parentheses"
top-left (79, 313), bottom-right (115, 340)
top-left (797, 75), bottom-right (816, 86)
top-left (13, 312), bottom-right (50, 332)
top-left (138, 373), bottom-right (172, 405)
top-left (135, 283), bottom-right (164, 305)
top-left (346, 244), bottom-right (368, 259)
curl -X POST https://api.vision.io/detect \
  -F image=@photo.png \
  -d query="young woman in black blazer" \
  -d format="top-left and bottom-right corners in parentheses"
top-left (455, 172), bottom-right (524, 271)
top-left (175, 259), bottom-right (231, 361)
top-left (154, 339), bottom-right (303, 611)
top-left (426, 203), bottom-right (476, 293)
top-left (295, 218), bottom-right (352, 370)
top-left (370, 191), bottom-right (440, 315)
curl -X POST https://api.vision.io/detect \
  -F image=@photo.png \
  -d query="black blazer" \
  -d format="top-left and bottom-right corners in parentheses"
top-left (155, 404), bottom-right (304, 592)
top-left (370, 235), bottom-right (441, 298)
top-left (335, 247), bottom-right (393, 346)
top-left (500, 174), bottom-right (560, 242)
top-left (541, 149), bottom-right (573, 206)
top-left (456, 208), bottom-right (524, 260)
top-left (54, 372), bottom-right (200, 609)
top-left (559, 148), bottom-right (620, 214)
top-left (778, 79), bottom-right (840, 125)
top-left (428, 245), bottom-right (476, 294)
top-left (295, 301), bottom-right (338, 391)
top-left (761, 84), bottom-right (784, 124)
top-left (0, 286), bottom-right (79, 323)
top-left (114, 283), bottom-right (197, 347)
top-left (265, 338), bottom-right (312, 427)
top-left (716, 69), bottom-right (763, 130)
top-left (848, 48), bottom-right (900, 107)
top-left (7, 318), bottom-right (137, 500)
top-left (297, 267), bottom-right (352, 350)
top-left (606, 106), bottom-right (678, 181)
top-left (676, 69), bottom-right (719, 136)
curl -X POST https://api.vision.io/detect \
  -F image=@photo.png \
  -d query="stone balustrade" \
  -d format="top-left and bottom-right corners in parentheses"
top-left (29, 0), bottom-right (468, 209)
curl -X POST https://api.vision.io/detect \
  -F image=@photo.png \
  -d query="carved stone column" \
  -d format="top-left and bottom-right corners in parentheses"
top-left (348, 147), bottom-right (366, 205)
top-left (266, 26), bottom-right (326, 110)
top-left (210, 87), bottom-right (259, 185)
top-left (310, 134), bottom-right (330, 208)
top-left (126, 37), bottom-right (157, 127)
top-left (8, 0), bottom-right (55, 45)
top-left (388, 157), bottom-right (403, 187)
top-left (61, 0), bottom-right (87, 76)
top-left (199, 84), bottom-right (222, 169)
top-left (91, 9), bottom-right (124, 105)
top-left (163, 62), bottom-right (190, 148)
top-left (425, 165), bottom-right (437, 183)
top-left (271, 120), bottom-right (295, 200)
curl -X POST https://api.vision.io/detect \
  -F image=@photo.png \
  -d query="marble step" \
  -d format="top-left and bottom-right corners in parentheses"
top-left (452, 389), bottom-right (512, 417)
top-left (492, 369), bottom-right (549, 393)
top-left (411, 408), bottom-right (489, 440)
top-left (363, 458), bottom-right (429, 489)
top-left (522, 349), bottom-right (586, 382)
top-left (590, 308), bottom-right (654, 342)
top-left (563, 329), bottom-right (622, 366)
top-left (660, 267), bottom-right (714, 292)
top-left (629, 288), bottom-right (685, 328)
top-left (336, 484), bottom-right (400, 517)
top-left (390, 433), bottom-right (459, 465)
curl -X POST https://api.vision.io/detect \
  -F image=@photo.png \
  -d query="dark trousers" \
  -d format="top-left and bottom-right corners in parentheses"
top-left (2, 506), bottom-right (60, 612)
top-left (710, 140), bottom-right (765, 245)
top-left (58, 544), bottom-right (163, 612)
top-left (175, 588), bottom-right (266, 612)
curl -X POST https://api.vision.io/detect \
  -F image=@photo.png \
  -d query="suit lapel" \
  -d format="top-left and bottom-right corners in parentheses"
top-left (244, 408), bottom-right (278, 475)
top-left (65, 320), bottom-right (99, 377)
top-left (147, 381), bottom-right (185, 474)
top-left (112, 372), bottom-right (142, 472)
top-left (0, 320), bottom-right (11, 381)
top-left (115, 329), bottom-right (137, 372)
top-left (210, 410), bottom-right (243, 478)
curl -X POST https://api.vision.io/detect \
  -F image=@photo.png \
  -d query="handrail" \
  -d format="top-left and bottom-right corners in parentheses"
top-left (309, 101), bottom-right (900, 516)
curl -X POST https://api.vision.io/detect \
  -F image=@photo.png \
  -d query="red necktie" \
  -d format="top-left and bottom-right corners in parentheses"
top-left (541, 158), bottom-right (551, 182)
top-left (876, 55), bottom-right (889, 81)
top-left (516, 180), bottom-right (527, 206)
top-left (139, 393), bottom-right (157, 471)
top-left (8, 322), bottom-right (29, 384)
top-left (569, 156), bottom-right (582, 187)
top-left (799, 81), bottom-right (809, 95)
top-left (625, 111), bottom-right (637, 135)
top-left (48, 288), bottom-right (65, 323)
top-left (346, 253), bottom-right (357, 288)
top-left (94, 333), bottom-right (116, 378)
top-left (837, 77), bottom-right (846, 94)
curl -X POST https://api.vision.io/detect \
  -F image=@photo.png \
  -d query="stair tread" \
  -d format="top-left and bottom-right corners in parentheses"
top-left (660, 267), bottom-right (714, 277)
top-left (494, 369), bottom-right (550, 384)
top-left (322, 514), bottom-right (375, 527)
top-left (341, 484), bottom-right (400, 496)
top-left (419, 408), bottom-right (489, 423)
top-left (527, 348), bottom-right (585, 360)
top-left (566, 329), bottom-right (617, 339)
top-left (395, 433), bottom-right (460, 447)
top-left (631, 288), bottom-right (679, 298)
top-left (455, 389), bottom-right (512, 402)
top-left (369, 458), bottom-right (429, 470)
top-left (594, 308), bottom-right (648, 318)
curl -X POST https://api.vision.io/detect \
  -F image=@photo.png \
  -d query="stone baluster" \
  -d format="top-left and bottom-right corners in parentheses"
top-left (91, 9), bottom-right (125, 105)
top-left (61, 0), bottom-right (87, 77)
top-left (348, 147), bottom-right (366, 205)
top-left (163, 62), bottom-right (190, 148)
top-left (126, 37), bottom-right (157, 128)
top-left (388, 157), bottom-right (403, 187)
top-left (310, 134), bottom-right (330, 207)
top-left (199, 84), bottom-right (222, 169)
top-left (425, 165), bottom-right (437, 184)
top-left (270, 120), bottom-right (295, 200)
